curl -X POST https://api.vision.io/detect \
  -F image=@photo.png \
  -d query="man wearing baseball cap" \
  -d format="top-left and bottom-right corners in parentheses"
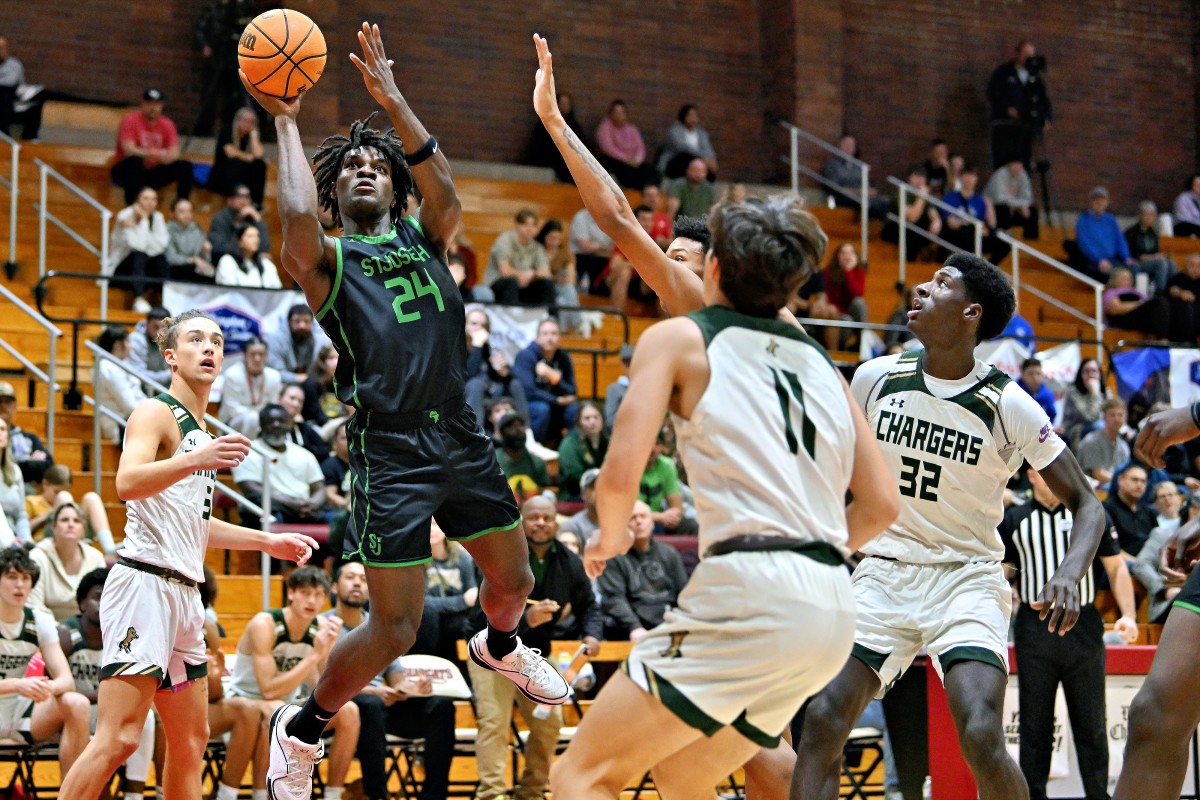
top-left (493, 413), bottom-right (550, 502)
top-left (0, 381), bottom-right (54, 484)
top-left (110, 88), bottom-right (195, 205)
top-left (1073, 185), bottom-right (1139, 281)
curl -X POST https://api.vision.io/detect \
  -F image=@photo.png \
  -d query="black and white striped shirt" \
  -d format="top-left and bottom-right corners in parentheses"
top-left (998, 499), bottom-right (1120, 606)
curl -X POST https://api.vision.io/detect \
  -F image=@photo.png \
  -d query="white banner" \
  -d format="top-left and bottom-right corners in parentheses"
top-left (975, 338), bottom-right (1032, 378)
top-left (1169, 348), bottom-right (1200, 407)
top-left (1036, 341), bottom-right (1082, 395)
top-left (859, 329), bottom-right (886, 362)
top-left (467, 303), bottom-right (548, 362)
top-left (1003, 674), bottom-right (1198, 796)
top-left (162, 282), bottom-right (306, 356)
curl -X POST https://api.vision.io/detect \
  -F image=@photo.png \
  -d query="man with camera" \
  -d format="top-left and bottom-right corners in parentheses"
top-left (987, 40), bottom-right (1053, 170)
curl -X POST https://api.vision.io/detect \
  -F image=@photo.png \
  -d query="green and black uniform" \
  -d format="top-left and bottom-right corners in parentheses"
top-left (315, 217), bottom-right (520, 566)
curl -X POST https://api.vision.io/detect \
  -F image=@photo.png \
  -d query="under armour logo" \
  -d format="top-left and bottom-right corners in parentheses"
top-left (429, 410), bottom-right (440, 423)
top-left (766, 339), bottom-right (779, 356)
top-left (889, 398), bottom-right (904, 408)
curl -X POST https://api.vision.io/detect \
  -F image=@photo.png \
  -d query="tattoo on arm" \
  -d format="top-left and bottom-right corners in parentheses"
top-left (563, 127), bottom-right (625, 203)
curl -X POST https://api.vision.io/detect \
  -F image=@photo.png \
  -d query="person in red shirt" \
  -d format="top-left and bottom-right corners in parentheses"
top-left (641, 183), bottom-right (673, 251)
top-left (110, 89), bottom-right (194, 205)
top-left (803, 242), bottom-right (868, 352)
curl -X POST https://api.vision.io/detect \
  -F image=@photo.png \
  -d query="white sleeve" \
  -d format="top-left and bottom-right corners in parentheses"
top-left (1000, 383), bottom-right (1066, 470)
top-left (849, 355), bottom-right (899, 412)
top-left (215, 255), bottom-right (239, 286)
top-left (33, 609), bottom-right (59, 651)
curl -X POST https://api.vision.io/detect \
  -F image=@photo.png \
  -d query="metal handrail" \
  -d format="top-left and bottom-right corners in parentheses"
top-left (887, 176), bottom-right (984, 284)
top-left (0, 284), bottom-right (62, 449)
top-left (777, 121), bottom-right (870, 263)
top-left (0, 131), bottom-right (18, 275)
top-left (86, 343), bottom-right (277, 608)
top-left (997, 231), bottom-right (1104, 344)
top-left (33, 158), bottom-right (113, 316)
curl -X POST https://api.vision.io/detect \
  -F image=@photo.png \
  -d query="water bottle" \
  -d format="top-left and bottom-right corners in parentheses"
top-left (922, 775), bottom-right (933, 799)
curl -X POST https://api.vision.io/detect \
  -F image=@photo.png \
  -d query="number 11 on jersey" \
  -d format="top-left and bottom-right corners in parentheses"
top-left (771, 367), bottom-right (815, 459)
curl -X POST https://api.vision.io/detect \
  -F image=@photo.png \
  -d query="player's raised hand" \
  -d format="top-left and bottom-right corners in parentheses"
top-left (266, 532), bottom-right (320, 566)
top-left (532, 35), bottom-right (561, 122)
top-left (239, 70), bottom-right (302, 119)
top-left (192, 433), bottom-right (252, 471)
top-left (1031, 572), bottom-right (1081, 635)
top-left (1134, 405), bottom-right (1200, 469)
top-left (350, 22), bottom-right (399, 107)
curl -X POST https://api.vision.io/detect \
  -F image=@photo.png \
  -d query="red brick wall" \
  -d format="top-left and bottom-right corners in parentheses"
top-left (0, 0), bottom-right (768, 180)
top-left (839, 0), bottom-right (1199, 215)
top-left (1, 1), bottom-right (1196, 212)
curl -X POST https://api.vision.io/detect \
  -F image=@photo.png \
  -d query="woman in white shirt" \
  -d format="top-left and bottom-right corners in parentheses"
top-left (215, 224), bottom-right (282, 288)
top-left (95, 326), bottom-right (146, 443)
top-left (28, 502), bottom-right (106, 622)
top-left (106, 186), bottom-right (170, 312)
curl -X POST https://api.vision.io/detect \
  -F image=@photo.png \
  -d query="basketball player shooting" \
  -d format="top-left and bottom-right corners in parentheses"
top-left (240, 22), bottom-right (567, 799)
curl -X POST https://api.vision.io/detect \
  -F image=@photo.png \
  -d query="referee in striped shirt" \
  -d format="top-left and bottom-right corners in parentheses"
top-left (999, 464), bottom-right (1138, 800)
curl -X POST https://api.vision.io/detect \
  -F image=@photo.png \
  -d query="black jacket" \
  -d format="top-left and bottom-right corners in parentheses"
top-left (987, 61), bottom-right (1053, 127)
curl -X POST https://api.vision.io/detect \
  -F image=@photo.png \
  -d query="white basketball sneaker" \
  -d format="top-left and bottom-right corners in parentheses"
top-left (266, 703), bottom-right (324, 800)
top-left (468, 629), bottom-right (569, 705)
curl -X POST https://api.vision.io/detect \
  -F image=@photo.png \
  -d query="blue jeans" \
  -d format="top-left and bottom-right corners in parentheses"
top-left (528, 399), bottom-right (578, 444)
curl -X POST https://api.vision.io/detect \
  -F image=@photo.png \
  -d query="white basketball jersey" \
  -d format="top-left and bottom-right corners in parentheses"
top-left (673, 307), bottom-right (856, 556)
top-left (0, 608), bottom-right (55, 680)
top-left (229, 609), bottom-right (317, 702)
top-left (122, 394), bottom-right (217, 583)
top-left (852, 350), bottom-right (1064, 563)
top-left (62, 616), bottom-right (102, 694)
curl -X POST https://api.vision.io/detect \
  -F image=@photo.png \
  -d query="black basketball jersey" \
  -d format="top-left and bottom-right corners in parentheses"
top-left (315, 217), bottom-right (467, 414)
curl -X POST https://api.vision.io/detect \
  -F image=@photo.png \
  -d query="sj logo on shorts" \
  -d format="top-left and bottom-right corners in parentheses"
top-left (659, 631), bottom-right (688, 659)
top-left (368, 533), bottom-right (383, 557)
top-left (118, 627), bottom-right (139, 655)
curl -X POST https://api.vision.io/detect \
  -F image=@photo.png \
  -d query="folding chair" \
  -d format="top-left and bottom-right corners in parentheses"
top-left (0, 741), bottom-right (59, 800)
top-left (841, 725), bottom-right (886, 800)
top-left (384, 733), bottom-right (426, 800)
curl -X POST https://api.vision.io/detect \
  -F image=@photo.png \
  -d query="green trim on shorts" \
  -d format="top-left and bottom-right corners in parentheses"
top-left (453, 516), bottom-right (522, 543)
top-left (731, 711), bottom-right (780, 748)
top-left (185, 661), bottom-right (208, 682)
top-left (360, 555), bottom-right (434, 568)
top-left (623, 661), bottom-right (723, 738)
top-left (1174, 600), bottom-right (1200, 616)
top-left (850, 643), bottom-right (889, 674)
top-left (938, 645), bottom-right (1006, 675)
top-left (100, 662), bottom-right (165, 682)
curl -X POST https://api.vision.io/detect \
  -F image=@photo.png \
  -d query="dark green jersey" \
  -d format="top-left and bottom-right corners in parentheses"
top-left (315, 217), bottom-right (467, 414)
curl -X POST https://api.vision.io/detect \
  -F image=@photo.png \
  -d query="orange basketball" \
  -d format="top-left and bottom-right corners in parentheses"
top-left (238, 9), bottom-right (327, 100)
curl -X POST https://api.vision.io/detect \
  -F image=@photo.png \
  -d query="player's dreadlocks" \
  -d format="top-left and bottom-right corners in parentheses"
top-left (312, 111), bottom-right (416, 229)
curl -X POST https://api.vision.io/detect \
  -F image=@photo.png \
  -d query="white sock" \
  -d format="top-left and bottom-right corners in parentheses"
top-left (216, 785), bottom-right (239, 800)
top-left (324, 788), bottom-right (344, 800)
top-left (252, 790), bottom-right (269, 800)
